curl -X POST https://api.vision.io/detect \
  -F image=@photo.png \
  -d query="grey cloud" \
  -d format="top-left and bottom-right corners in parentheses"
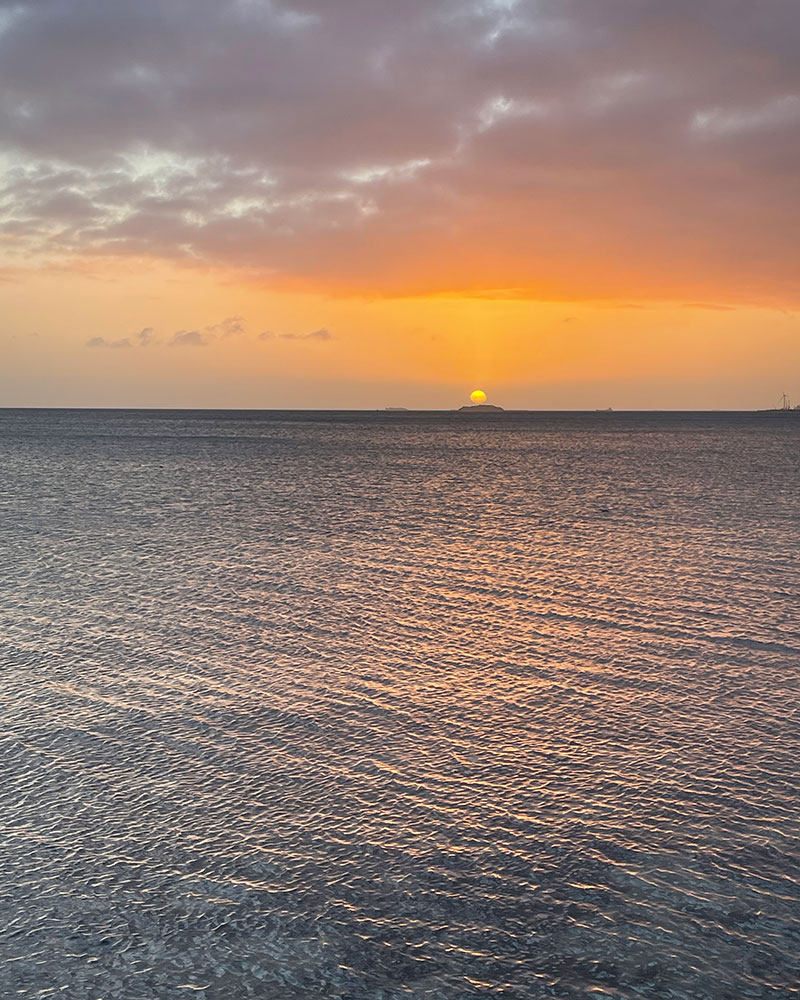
top-left (86, 335), bottom-right (133, 348)
top-left (279, 327), bottom-right (334, 341)
top-left (166, 318), bottom-right (249, 346)
top-left (206, 315), bottom-right (246, 338)
top-left (96, 318), bottom-right (248, 349)
top-left (170, 329), bottom-right (207, 346)
top-left (308, 327), bottom-right (332, 341)
top-left (258, 327), bottom-right (334, 341)
top-left (1, 0), bottom-right (798, 303)
top-left (88, 325), bottom-right (154, 348)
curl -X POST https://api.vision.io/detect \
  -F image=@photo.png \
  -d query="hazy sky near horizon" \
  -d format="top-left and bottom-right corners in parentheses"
top-left (1, 0), bottom-right (798, 408)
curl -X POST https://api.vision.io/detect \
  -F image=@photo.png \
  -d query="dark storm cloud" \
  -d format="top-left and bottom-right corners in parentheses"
top-left (1, 0), bottom-right (798, 302)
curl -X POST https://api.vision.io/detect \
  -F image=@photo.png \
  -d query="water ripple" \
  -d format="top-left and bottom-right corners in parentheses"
top-left (0, 410), bottom-right (798, 999)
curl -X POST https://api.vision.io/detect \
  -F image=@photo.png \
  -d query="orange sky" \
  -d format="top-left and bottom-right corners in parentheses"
top-left (1, 259), bottom-right (797, 408)
top-left (0, 1), bottom-right (798, 408)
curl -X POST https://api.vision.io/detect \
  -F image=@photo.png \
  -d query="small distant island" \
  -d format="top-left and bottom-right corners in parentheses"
top-left (457, 389), bottom-right (504, 413)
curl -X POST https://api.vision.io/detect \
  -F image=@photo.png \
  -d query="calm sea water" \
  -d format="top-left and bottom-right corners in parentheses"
top-left (1, 409), bottom-right (798, 1000)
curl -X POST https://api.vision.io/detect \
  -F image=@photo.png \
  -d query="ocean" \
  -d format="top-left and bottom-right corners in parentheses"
top-left (1, 409), bottom-right (798, 999)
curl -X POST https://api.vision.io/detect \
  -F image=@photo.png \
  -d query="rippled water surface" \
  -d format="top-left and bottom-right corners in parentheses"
top-left (1, 409), bottom-right (798, 1000)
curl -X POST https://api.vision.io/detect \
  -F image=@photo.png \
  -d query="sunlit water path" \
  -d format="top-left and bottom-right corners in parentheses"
top-left (1, 410), bottom-right (798, 999)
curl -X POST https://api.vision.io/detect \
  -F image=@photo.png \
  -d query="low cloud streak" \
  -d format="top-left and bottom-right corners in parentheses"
top-left (260, 327), bottom-right (334, 341)
top-left (170, 329), bottom-right (207, 347)
top-left (280, 328), bottom-right (333, 341)
top-left (87, 335), bottom-right (132, 349)
top-left (87, 317), bottom-right (333, 350)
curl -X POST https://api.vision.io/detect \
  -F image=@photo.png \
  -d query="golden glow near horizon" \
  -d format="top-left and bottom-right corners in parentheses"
top-left (0, 3), bottom-right (798, 408)
top-left (470, 389), bottom-right (488, 404)
top-left (0, 262), bottom-right (798, 409)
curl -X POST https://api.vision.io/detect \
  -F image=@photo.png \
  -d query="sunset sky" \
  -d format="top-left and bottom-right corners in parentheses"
top-left (1, 0), bottom-right (798, 408)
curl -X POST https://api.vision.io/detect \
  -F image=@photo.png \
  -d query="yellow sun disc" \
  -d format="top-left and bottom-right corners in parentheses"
top-left (470, 389), bottom-right (487, 404)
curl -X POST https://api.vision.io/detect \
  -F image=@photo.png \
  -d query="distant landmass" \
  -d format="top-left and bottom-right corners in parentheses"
top-left (458, 403), bottom-right (505, 413)
top-left (759, 394), bottom-right (800, 412)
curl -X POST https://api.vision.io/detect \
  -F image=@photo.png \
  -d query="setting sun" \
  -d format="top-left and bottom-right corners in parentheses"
top-left (470, 389), bottom-right (487, 404)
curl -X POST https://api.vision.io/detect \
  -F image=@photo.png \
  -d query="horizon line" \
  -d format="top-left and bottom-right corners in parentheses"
top-left (0, 407), bottom-right (792, 414)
